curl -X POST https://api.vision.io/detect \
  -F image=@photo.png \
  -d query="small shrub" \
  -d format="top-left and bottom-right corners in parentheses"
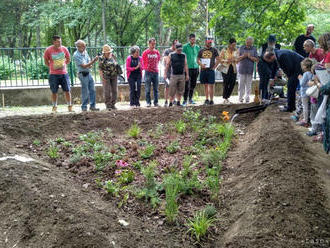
top-left (164, 172), bottom-right (181, 223)
top-left (127, 123), bottom-right (141, 139)
top-left (206, 166), bottom-right (222, 200)
top-left (175, 120), bottom-right (186, 134)
top-left (116, 169), bottom-right (135, 184)
top-left (47, 142), bottom-right (59, 159)
top-left (79, 131), bottom-right (100, 146)
top-left (166, 140), bottom-right (180, 154)
top-left (155, 123), bottom-right (164, 138)
top-left (181, 155), bottom-right (201, 195)
top-left (62, 141), bottom-right (73, 147)
top-left (70, 153), bottom-right (82, 164)
top-left (24, 55), bottom-right (49, 79)
top-left (132, 160), bottom-right (143, 170)
top-left (55, 137), bottom-right (65, 143)
top-left (203, 205), bottom-right (217, 219)
top-left (33, 139), bottom-right (41, 146)
top-left (139, 144), bottom-right (155, 159)
top-left (104, 180), bottom-right (120, 197)
top-left (201, 148), bottom-right (222, 168)
top-left (187, 210), bottom-right (216, 242)
top-left (0, 56), bottom-right (15, 80)
top-left (93, 151), bottom-right (112, 170)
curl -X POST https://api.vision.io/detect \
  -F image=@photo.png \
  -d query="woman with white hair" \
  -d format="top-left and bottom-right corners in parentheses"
top-left (126, 46), bottom-right (143, 107)
top-left (303, 39), bottom-right (325, 63)
top-left (98, 44), bottom-right (118, 110)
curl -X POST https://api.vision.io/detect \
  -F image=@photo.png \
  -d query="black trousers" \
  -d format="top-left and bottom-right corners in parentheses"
top-left (184, 68), bottom-right (199, 101)
top-left (287, 73), bottom-right (299, 111)
top-left (222, 65), bottom-right (237, 99)
top-left (128, 74), bottom-right (141, 106)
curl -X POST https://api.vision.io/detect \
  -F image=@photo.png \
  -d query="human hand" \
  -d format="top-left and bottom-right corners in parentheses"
top-left (298, 74), bottom-right (303, 80)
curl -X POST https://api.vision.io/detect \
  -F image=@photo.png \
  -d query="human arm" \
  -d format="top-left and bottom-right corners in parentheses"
top-left (126, 56), bottom-right (139, 72)
top-left (43, 50), bottom-right (49, 67)
top-left (248, 48), bottom-right (259, 62)
top-left (64, 47), bottom-right (70, 64)
top-left (299, 72), bottom-right (311, 88)
top-left (164, 55), bottom-right (171, 80)
top-left (197, 50), bottom-right (206, 69)
top-left (185, 56), bottom-right (189, 81)
top-left (213, 49), bottom-right (221, 70)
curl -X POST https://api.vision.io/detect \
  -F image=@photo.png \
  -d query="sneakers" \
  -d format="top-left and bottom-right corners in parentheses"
top-left (90, 107), bottom-right (100, 111)
top-left (68, 105), bottom-right (74, 112)
top-left (290, 115), bottom-right (299, 122)
top-left (164, 101), bottom-right (168, 107)
top-left (204, 99), bottom-right (210, 105)
top-left (176, 101), bottom-right (182, 107)
top-left (154, 103), bottom-right (159, 107)
top-left (296, 121), bottom-right (309, 127)
top-left (52, 106), bottom-right (57, 113)
top-left (209, 100), bottom-right (214, 105)
top-left (239, 99), bottom-right (244, 103)
top-left (169, 102), bottom-right (173, 107)
top-left (189, 99), bottom-right (196, 105)
top-left (111, 106), bottom-right (117, 110)
top-left (223, 99), bottom-right (229, 104)
top-left (306, 130), bottom-right (317, 136)
top-left (182, 101), bottom-right (187, 107)
top-left (147, 103), bottom-right (151, 107)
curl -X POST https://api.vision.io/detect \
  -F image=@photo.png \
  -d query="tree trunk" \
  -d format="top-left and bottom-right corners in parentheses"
top-left (102, 0), bottom-right (107, 44)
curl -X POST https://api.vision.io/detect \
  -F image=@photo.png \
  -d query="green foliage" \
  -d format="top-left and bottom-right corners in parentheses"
top-left (117, 169), bottom-right (135, 184)
top-left (62, 141), bottom-right (73, 147)
top-left (139, 144), bottom-right (155, 159)
top-left (47, 142), bottom-right (59, 159)
top-left (32, 139), bottom-right (41, 146)
top-left (79, 131), bottom-right (101, 146)
top-left (203, 205), bottom-right (217, 219)
top-left (202, 148), bottom-right (222, 168)
top-left (181, 155), bottom-right (202, 195)
top-left (55, 137), bottom-right (65, 144)
top-left (104, 180), bottom-right (120, 197)
top-left (70, 153), bottom-right (82, 165)
top-left (24, 55), bottom-right (49, 79)
top-left (136, 161), bottom-right (160, 208)
top-left (206, 166), bottom-right (222, 201)
top-left (93, 151), bottom-right (112, 170)
top-left (175, 120), bottom-right (186, 134)
top-left (187, 210), bottom-right (216, 242)
top-left (166, 140), bottom-right (180, 154)
top-left (163, 172), bottom-right (181, 223)
top-left (132, 160), bottom-right (143, 170)
top-left (0, 56), bottom-right (15, 80)
top-left (127, 123), bottom-right (141, 139)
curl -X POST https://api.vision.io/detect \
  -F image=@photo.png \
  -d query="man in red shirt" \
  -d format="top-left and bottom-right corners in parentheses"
top-left (142, 38), bottom-right (161, 107)
top-left (303, 39), bottom-right (325, 63)
top-left (44, 35), bottom-right (73, 113)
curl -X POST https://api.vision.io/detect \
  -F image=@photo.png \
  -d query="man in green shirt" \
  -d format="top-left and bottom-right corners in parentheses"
top-left (182, 34), bottom-right (200, 106)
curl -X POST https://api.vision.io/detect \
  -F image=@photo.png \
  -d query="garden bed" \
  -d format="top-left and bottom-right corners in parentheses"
top-left (0, 104), bottom-right (329, 248)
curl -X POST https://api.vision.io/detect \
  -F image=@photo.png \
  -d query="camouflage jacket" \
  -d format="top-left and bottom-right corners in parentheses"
top-left (99, 56), bottom-right (118, 78)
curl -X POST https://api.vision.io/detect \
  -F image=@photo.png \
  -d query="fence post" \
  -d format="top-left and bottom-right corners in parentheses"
top-left (68, 47), bottom-right (74, 86)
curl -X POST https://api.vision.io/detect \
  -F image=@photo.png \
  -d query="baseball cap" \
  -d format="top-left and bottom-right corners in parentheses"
top-left (176, 43), bottom-right (183, 50)
top-left (206, 36), bottom-right (214, 43)
top-left (268, 35), bottom-right (276, 43)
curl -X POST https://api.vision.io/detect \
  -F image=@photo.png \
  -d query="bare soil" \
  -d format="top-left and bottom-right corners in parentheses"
top-left (0, 104), bottom-right (329, 248)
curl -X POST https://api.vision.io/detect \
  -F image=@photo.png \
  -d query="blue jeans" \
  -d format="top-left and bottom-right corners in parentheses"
top-left (78, 72), bottom-right (96, 110)
top-left (144, 71), bottom-right (159, 105)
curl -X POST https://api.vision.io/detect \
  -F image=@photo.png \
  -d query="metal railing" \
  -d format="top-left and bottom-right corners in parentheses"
top-left (0, 45), bottom-right (262, 88)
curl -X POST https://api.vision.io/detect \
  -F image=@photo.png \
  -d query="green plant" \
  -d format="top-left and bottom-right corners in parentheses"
top-left (55, 137), bottom-right (65, 143)
top-left (105, 128), bottom-right (114, 138)
top-left (132, 160), bottom-right (143, 170)
top-left (70, 153), bottom-right (82, 164)
top-left (139, 144), bottom-right (155, 159)
top-left (164, 172), bottom-right (181, 223)
top-left (203, 205), bottom-right (217, 219)
top-left (181, 155), bottom-right (202, 195)
top-left (47, 143), bottom-right (59, 159)
top-left (24, 55), bottom-right (49, 79)
top-left (175, 120), bottom-right (186, 134)
top-left (166, 140), bottom-right (180, 154)
top-left (0, 56), bottom-right (15, 80)
top-left (117, 169), bottom-right (135, 184)
top-left (206, 166), bottom-right (222, 200)
top-left (104, 180), bottom-right (120, 197)
top-left (93, 151), bottom-right (112, 170)
top-left (32, 139), bottom-right (41, 146)
top-left (202, 149), bottom-right (222, 168)
top-left (187, 210), bottom-right (216, 242)
top-left (127, 123), bottom-right (141, 139)
top-left (79, 131), bottom-right (100, 146)
top-left (62, 141), bottom-right (73, 147)
top-left (155, 123), bottom-right (164, 138)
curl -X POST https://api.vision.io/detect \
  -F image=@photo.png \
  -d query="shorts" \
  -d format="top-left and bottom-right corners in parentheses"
top-left (169, 74), bottom-right (185, 98)
top-left (200, 69), bottom-right (215, 84)
top-left (49, 74), bottom-right (71, 93)
top-left (164, 78), bottom-right (170, 88)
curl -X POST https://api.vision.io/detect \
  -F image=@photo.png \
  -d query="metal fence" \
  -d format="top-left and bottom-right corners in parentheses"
top-left (0, 46), bottom-right (259, 88)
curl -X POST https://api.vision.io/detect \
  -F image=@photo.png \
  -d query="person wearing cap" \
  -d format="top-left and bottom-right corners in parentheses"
top-left (197, 37), bottom-right (220, 105)
top-left (164, 43), bottom-right (189, 107)
top-left (257, 35), bottom-right (281, 101)
top-left (237, 37), bottom-right (259, 103)
top-left (43, 35), bottom-right (73, 113)
top-left (303, 39), bottom-right (325, 63)
top-left (162, 39), bottom-right (178, 107)
top-left (182, 34), bottom-right (200, 106)
top-left (98, 44), bottom-right (119, 110)
top-left (294, 24), bottom-right (316, 57)
top-left (73, 40), bottom-right (99, 112)
top-left (142, 38), bottom-right (161, 107)
top-left (126, 45), bottom-right (143, 107)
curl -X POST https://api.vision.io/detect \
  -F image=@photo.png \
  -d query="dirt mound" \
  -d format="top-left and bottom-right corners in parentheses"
top-left (217, 104), bottom-right (330, 247)
top-left (0, 104), bottom-right (329, 248)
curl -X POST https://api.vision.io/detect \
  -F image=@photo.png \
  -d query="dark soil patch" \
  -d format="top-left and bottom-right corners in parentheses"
top-left (0, 104), bottom-right (329, 248)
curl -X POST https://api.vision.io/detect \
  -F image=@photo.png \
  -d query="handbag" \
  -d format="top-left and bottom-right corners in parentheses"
top-left (216, 64), bottom-right (229, 74)
top-left (306, 85), bottom-right (319, 98)
top-left (116, 64), bottom-right (123, 75)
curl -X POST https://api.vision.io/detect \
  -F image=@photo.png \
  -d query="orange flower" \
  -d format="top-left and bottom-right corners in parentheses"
top-left (221, 111), bottom-right (230, 121)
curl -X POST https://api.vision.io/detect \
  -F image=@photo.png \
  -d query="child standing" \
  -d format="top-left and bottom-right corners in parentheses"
top-left (297, 58), bottom-right (313, 127)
